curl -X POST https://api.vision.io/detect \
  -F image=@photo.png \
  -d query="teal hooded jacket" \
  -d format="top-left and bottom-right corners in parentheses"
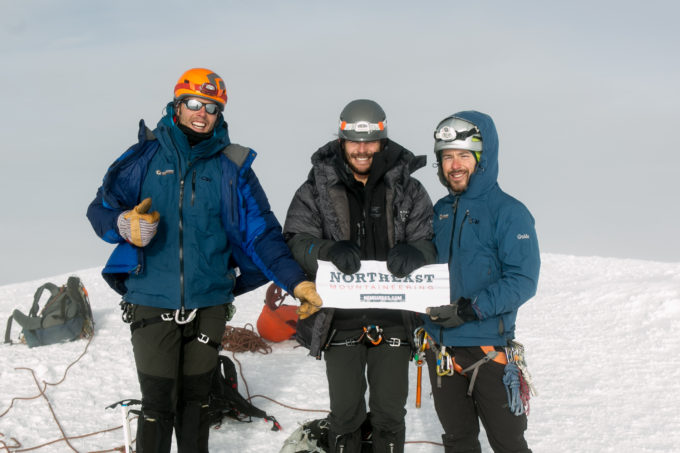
top-left (422, 111), bottom-right (540, 346)
top-left (87, 103), bottom-right (305, 309)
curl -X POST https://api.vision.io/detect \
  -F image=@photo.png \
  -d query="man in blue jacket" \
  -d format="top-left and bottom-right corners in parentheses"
top-left (86, 68), bottom-right (322, 453)
top-left (423, 111), bottom-right (540, 453)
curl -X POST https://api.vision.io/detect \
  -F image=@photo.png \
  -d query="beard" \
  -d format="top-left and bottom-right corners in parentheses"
top-left (347, 158), bottom-right (372, 176)
top-left (447, 170), bottom-right (471, 193)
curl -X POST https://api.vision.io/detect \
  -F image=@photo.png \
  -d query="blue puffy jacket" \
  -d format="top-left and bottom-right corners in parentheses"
top-left (422, 111), bottom-right (540, 346)
top-left (87, 103), bottom-right (306, 309)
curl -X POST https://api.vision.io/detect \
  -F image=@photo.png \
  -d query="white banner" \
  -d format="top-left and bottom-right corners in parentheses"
top-left (315, 260), bottom-right (450, 313)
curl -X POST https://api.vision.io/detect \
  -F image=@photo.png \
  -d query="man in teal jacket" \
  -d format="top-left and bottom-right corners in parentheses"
top-left (87, 68), bottom-right (322, 453)
top-left (423, 111), bottom-right (540, 453)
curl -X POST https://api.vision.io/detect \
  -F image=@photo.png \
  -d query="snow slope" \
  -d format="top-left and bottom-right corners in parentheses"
top-left (1, 253), bottom-right (679, 452)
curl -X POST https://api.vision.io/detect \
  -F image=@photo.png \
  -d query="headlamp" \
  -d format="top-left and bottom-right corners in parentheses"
top-left (340, 120), bottom-right (386, 134)
top-left (434, 125), bottom-right (480, 142)
top-left (199, 82), bottom-right (218, 97)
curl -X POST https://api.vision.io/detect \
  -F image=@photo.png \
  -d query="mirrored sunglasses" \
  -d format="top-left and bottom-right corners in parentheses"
top-left (182, 98), bottom-right (221, 115)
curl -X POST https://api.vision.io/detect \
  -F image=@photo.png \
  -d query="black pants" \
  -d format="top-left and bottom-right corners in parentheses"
top-left (131, 304), bottom-right (228, 453)
top-left (324, 326), bottom-right (411, 452)
top-left (425, 347), bottom-right (531, 453)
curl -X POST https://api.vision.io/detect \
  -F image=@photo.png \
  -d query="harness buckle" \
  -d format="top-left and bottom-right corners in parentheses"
top-left (387, 338), bottom-right (402, 347)
top-left (197, 333), bottom-right (210, 344)
top-left (160, 312), bottom-right (175, 322)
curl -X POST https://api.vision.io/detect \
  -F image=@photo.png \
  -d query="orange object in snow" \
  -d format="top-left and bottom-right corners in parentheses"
top-left (256, 283), bottom-right (298, 342)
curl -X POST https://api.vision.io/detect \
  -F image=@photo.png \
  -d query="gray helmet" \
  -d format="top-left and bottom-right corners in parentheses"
top-left (338, 99), bottom-right (388, 142)
top-left (433, 116), bottom-right (482, 155)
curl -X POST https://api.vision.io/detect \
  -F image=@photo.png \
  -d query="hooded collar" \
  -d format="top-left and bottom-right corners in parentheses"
top-left (310, 138), bottom-right (426, 184)
top-left (154, 102), bottom-right (231, 164)
top-left (441, 110), bottom-right (499, 200)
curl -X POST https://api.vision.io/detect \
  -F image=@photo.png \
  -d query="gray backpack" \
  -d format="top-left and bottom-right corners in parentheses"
top-left (4, 276), bottom-right (95, 347)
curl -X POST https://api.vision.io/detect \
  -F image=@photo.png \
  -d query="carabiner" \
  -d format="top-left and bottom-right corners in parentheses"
top-left (174, 308), bottom-right (197, 325)
top-left (436, 346), bottom-right (454, 376)
top-left (363, 325), bottom-right (383, 346)
top-left (413, 327), bottom-right (424, 350)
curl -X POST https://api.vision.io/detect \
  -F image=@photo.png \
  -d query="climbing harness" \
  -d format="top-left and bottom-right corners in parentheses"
top-left (121, 302), bottom-right (220, 349)
top-left (417, 332), bottom-right (537, 416)
top-left (414, 326), bottom-right (509, 396)
top-left (327, 325), bottom-right (409, 348)
top-left (459, 346), bottom-right (507, 396)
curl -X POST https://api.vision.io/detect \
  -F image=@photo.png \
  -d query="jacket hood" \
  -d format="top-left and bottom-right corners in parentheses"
top-left (154, 102), bottom-right (231, 163)
top-left (438, 110), bottom-right (499, 199)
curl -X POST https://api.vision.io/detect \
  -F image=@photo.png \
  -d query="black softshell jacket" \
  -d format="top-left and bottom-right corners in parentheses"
top-left (283, 139), bottom-right (436, 358)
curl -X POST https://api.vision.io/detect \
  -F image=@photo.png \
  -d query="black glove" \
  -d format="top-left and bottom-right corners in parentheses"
top-left (319, 240), bottom-right (361, 274)
top-left (386, 243), bottom-right (427, 278)
top-left (427, 297), bottom-right (477, 328)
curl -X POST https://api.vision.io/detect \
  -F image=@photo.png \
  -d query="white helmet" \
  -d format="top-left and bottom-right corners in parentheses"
top-left (433, 116), bottom-right (482, 154)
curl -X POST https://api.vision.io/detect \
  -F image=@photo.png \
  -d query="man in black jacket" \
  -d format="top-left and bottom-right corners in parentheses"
top-left (283, 99), bottom-right (436, 453)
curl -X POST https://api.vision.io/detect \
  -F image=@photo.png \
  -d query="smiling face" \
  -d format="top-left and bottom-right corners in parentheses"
top-left (343, 139), bottom-right (381, 184)
top-left (440, 148), bottom-right (477, 193)
top-left (176, 96), bottom-right (219, 134)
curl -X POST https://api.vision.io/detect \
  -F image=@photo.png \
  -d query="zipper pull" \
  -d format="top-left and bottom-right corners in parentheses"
top-left (191, 170), bottom-right (196, 206)
top-left (356, 221), bottom-right (365, 247)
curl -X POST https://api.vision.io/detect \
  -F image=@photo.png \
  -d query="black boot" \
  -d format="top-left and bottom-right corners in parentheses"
top-left (329, 428), bottom-right (362, 453)
top-left (175, 400), bottom-right (210, 453)
top-left (136, 409), bottom-right (174, 453)
top-left (372, 428), bottom-right (405, 453)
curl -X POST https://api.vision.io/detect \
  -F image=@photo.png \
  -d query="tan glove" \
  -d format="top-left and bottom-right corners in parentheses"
top-left (293, 281), bottom-right (323, 319)
top-left (117, 198), bottom-right (160, 247)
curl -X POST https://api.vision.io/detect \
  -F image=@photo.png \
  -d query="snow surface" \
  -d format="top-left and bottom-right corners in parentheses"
top-left (1, 253), bottom-right (679, 452)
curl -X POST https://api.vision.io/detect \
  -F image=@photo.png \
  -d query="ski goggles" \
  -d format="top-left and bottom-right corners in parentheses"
top-left (339, 120), bottom-right (386, 133)
top-left (181, 98), bottom-right (221, 115)
top-left (434, 124), bottom-right (480, 142)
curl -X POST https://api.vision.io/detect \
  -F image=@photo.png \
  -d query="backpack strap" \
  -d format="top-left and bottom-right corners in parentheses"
top-left (65, 277), bottom-right (85, 317)
top-left (4, 282), bottom-right (59, 344)
top-left (29, 282), bottom-right (60, 317)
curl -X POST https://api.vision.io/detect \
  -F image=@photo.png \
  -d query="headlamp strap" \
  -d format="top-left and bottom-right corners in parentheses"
top-left (340, 120), bottom-right (386, 133)
top-left (434, 125), bottom-right (481, 142)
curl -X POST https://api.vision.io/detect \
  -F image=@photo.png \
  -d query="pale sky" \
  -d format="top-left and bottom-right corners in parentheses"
top-left (1, 0), bottom-right (678, 285)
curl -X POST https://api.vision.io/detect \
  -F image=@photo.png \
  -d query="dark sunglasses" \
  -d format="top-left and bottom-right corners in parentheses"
top-left (181, 98), bottom-right (221, 115)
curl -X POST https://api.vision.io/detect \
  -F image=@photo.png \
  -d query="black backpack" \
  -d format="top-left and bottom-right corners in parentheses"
top-left (4, 276), bottom-right (95, 348)
top-left (208, 354), bottom-right (281, 431)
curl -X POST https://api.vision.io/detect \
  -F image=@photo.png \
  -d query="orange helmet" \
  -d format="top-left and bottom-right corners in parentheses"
top-left (174, 68), bottom-right (227, 108)
top-left (256, 284), bottom-right (298, 342)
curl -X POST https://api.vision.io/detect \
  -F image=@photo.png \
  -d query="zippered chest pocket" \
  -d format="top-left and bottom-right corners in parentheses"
top-left (185, 167), bottom-right (223, 229)
top-left (457, 210), bottom-right (482, 250)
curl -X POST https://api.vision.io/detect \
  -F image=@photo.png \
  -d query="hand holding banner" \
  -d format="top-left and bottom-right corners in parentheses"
top-left (315, 260), bottom-right (450, 313)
